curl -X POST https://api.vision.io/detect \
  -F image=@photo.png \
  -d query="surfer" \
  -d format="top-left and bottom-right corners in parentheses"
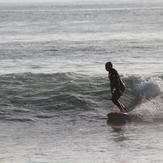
top-left (105, 62), bottom-right (127, 112)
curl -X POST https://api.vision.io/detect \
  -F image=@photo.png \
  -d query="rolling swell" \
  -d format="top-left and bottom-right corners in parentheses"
top-left (0, 72), bottom-right (109, 112)
top-left (0, 72), bottom-right (162, 123)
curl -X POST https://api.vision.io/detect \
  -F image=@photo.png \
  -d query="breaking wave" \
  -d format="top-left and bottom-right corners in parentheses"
top-left (0, 72), bottom-right (162, 123)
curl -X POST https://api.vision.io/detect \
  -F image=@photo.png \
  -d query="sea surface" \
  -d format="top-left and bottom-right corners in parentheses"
top-left (0, 1), bottom-right (163, 163)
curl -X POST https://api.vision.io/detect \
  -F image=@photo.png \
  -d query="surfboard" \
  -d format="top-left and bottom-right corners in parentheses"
top-left (107, 112), bottom-right (129, 125)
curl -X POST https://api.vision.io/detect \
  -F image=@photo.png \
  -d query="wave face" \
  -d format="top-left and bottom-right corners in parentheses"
top-left (0, 72), bottom-right (162, 123)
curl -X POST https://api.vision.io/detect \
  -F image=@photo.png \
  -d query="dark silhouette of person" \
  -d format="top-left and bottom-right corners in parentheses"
top-left (105, 62), bottom-right (127, 112)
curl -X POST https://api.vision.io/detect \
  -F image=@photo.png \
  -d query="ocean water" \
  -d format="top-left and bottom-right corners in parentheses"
top-left (0, 1), bottom-right (163, 163)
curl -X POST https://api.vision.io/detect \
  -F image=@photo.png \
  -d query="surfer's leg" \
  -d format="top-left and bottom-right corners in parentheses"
top-left (121, 103), bottom-right (128, 112)
top-left (112, 91), bottom-right (123, 111)
top-left (119, 89), bottom-right (128, 112)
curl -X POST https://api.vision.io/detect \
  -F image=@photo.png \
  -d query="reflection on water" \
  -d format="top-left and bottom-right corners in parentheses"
top-left (111, 128), bottom-right (129, 142)
top-left (107, 118), bottom-right (130, 142)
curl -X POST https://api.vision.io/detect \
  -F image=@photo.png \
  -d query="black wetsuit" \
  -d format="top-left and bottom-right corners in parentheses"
top-left (109, 68), bottom-right (125, 93)
top-left (109, 68), bottom-right (126, 111)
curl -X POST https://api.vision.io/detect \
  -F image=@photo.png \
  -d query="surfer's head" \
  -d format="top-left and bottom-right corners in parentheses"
top-left (105, 62), bottom-right (113, 72)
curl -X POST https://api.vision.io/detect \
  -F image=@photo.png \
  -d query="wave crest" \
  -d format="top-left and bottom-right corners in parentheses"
top-left (0, 72), bottom-right (162, 122)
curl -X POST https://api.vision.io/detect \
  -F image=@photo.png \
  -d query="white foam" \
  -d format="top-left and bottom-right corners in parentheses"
top-left (1, 32), bottom-right (163, 43)
top-left (137, 77), bottom-right (161, 100)
top-left (132, 96), bottom-right (163, 122)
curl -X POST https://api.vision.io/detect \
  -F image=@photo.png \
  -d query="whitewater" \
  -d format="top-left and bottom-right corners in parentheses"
top-left (0, 1), bottom-right (163, 163)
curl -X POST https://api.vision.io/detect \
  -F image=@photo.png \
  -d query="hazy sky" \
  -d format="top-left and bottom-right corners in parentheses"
top-left (0, 0), bottom-right (106, 4)
top-left (0, 0), bottom-right (158, 3)
top-left (0, 0), bottom-right (113, 4)
top-left (0, 0), bottom-right (162, 4)
top-left (0, 0), bottom-right (100, 3)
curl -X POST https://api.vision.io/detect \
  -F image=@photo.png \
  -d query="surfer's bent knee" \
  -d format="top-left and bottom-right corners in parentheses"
top-left (112, 96), bottom-right (118, 105)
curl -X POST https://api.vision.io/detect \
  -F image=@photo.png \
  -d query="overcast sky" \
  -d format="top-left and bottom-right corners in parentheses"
top-left (0, 0), bottom-right (101, 3)
top-left (0, 0), bottom-right (106, 4)
top-left (0, 0), bottom-right (162, 4)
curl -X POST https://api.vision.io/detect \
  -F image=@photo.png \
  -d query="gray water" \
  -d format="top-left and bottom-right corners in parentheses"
top-left (0, 1), bottom-right (163, 163)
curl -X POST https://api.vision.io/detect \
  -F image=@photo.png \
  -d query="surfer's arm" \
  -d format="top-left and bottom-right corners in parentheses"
top-left (110, 83), bottom-right (114, 94)
top-left (112, 69), bottom-right (121, 90)
top-left (115, 72), bottom-right (125, 94)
